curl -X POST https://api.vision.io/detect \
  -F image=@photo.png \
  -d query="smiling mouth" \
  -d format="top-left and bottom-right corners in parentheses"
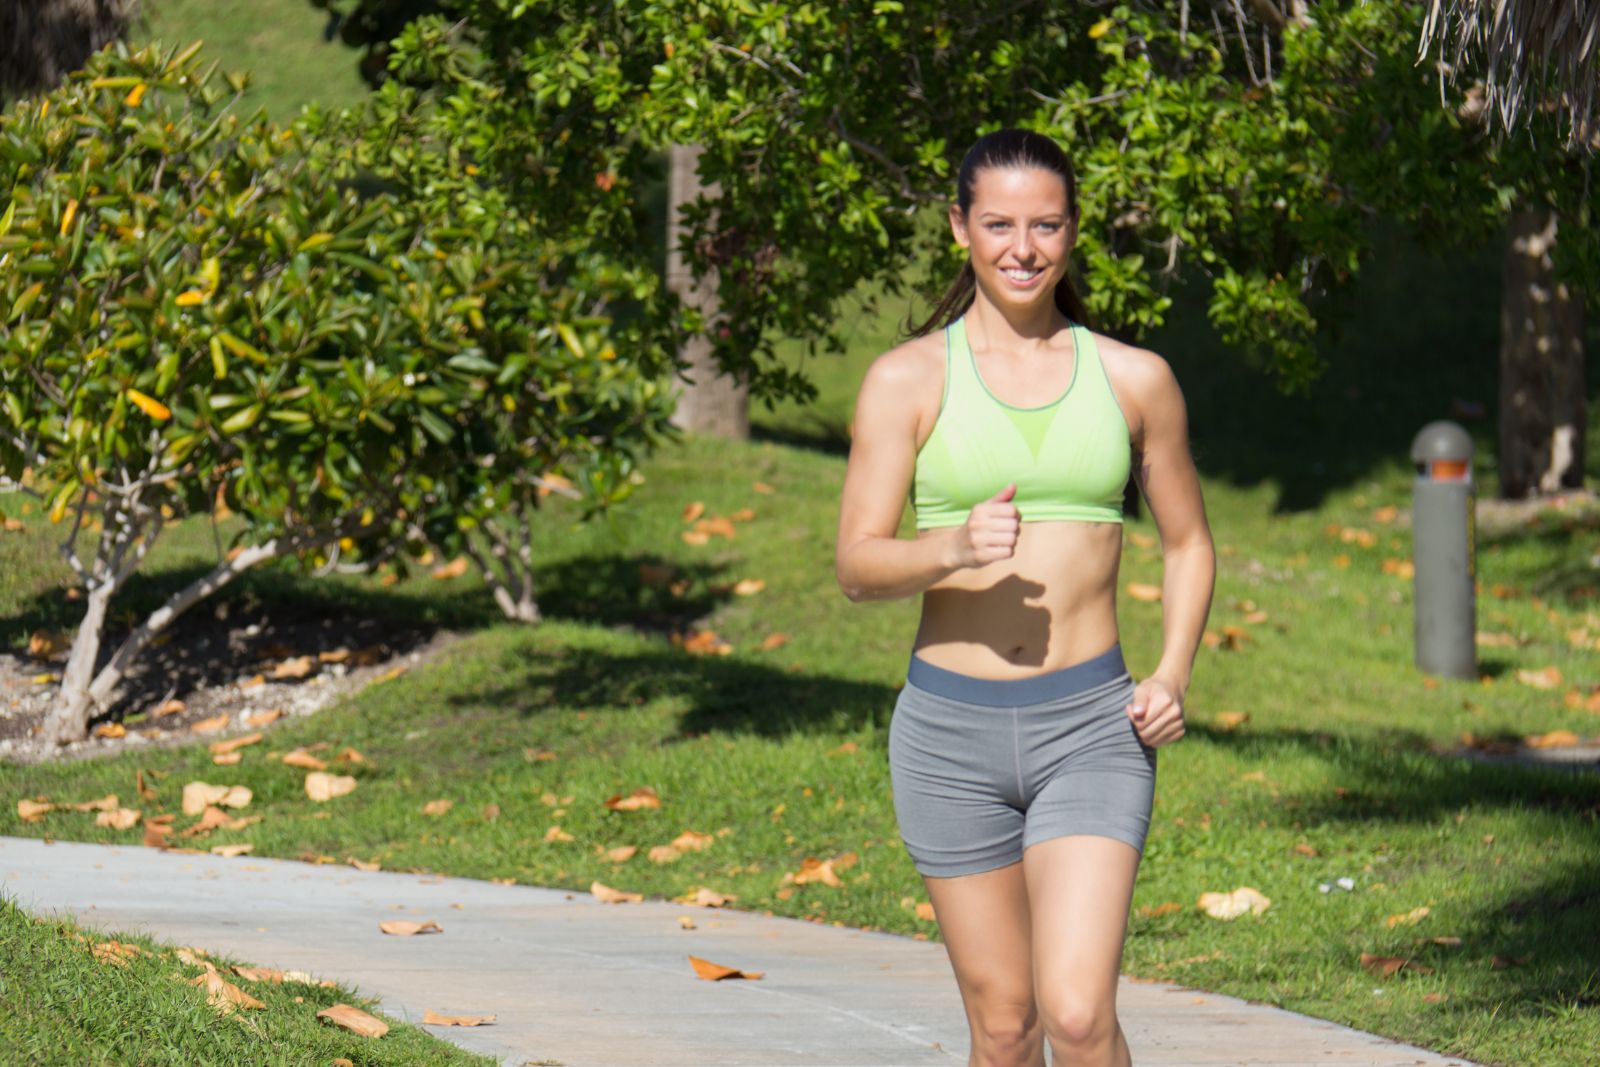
top-left (1002, 267), bottom-right (1044, 282)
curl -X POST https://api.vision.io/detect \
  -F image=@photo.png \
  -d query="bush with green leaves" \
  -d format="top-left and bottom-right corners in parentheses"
top-left (0, 41), bottom-right (673, 742)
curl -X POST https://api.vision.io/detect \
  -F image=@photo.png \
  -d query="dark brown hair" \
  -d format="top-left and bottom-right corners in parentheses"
top-left (907, 128), bottom-right (1089, 338)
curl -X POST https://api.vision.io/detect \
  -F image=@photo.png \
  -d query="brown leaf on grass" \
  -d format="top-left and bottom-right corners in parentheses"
top-left (648, 845), bottom-right (682, 864)
top-left (1524, 729), bottom-right (1582, 749)
top-left (1372, 505), bottom-right (1399, 524)
top-left (759, 632), bottom-right (790, 651)
top-left (1490, 954), bottom-right (1531, 969)
top-left (304, 772), bottom-right (357, 803)
top-left (209, 735), bottom-right (262, 758)
top-left (152, 699), bottom-right (186, 718)
top-left (181, 783), bottom-right (251, 815)
top-left (1380, 558), bottom-right (1415, 579)
top-left (189, 714), bottom-right (230, 734)
top-left (378, 920), bottom-right (442, 936)
top-left (232, 966), bottom-right (288, 983)
top-left (1359, 953), bottom-right (1433, 977)
top-left (678, 887), bottom-right (736, 907)
top-left (182, 806), bottom-right (258, 837)
top-left (1339, 527), bottom-right (1377, 548)
top-left (591, 881), bottom-right (644, 903)
top-left (1200, 630), bottom-right (1222, 649)
top-left (1196, 887), bottom-right (1272, 919)
top-left (544, 826), bottom-right (574, 843)
top-left (1516, 666), bottom-right (1564, 690)
top-left (243, 708), bottom-right (284, 728)
top-left (914, 901), bottom-right (937, 921)
top-left (422, 1009), bottom-right (497, 1027)
top-left (699, 515), bottom-right (738, 540)
top-left (188, 967), bottom-right (266, 1013)
top-left (1125, 582), bottom-right (1162, 602)
top-left (1213, 711), bottom-right (1249, 731)
top-left (1137, 901), bottom-right (1183, 919)
top-left (681, 529), bottom-right (711, 546)
top-left (134, 770), bottom-right (159, 801)
top-left (1293, 842), bottom-right (1320, 857)
top-left (430, 557), bottom-right (470, 580)
top-left (1332, 553), bottom-right (1352, 569)
top-left (1220, 625), bottom-right (1251, 650)
top-left (604, 787), bottom-right (662, 812)
top-left (482, 803), bottom-right (500, 822)
top-left (70, 794), bottom-right (119, 812)
top-left (752, 481), bottom-right (775, 494)
top-left (421, 799), bottom-right (453, 817)
top-left (671, 830), bottom-right (715, 852)
top-left (1475, 631), bottom-right (1520, 648)
top-left (318, 648), bottom-right (352, 664)
top-left (2, 517), bottom-right (23, 531)
top-left (688, 955), bottom-right (763, 981)
top-left (733, 578), bottom-right (766, 596)
top-left (679, 629), bottom-right (733, 656)
top-left (96, 808), bottom-right (141, 830)
top-left (143, 814), bottom-right (175, 848)
top-left (638, 563), bottom-right (676, 588)
top-left (789, 851), bottom-right (858, 888)
top-left (16, 798), bottom-right (52, 822)
top-left (335, 747), bottom-right (368, 764)
top-left (282, 749), bottom-right (328, 771)
top-left (173, 947), bottom-right (209, 966)
top-left (212, 752), bottom-right (242, 766)
top-left (730, 507), bottom-right (757, 522)
top-left (211, 843), bottom-right (254, 857)
top-left (681, 501), bottom-right (706, 523)
top-left (90, 940), bottom-right (146, 966)
top-left (317, 1003), bottom-right (389, 1038)
top-left (93, 722), bottom-right (127, 739)
top-left (604, 845), bottom-right (638, 863)
top-left (1242, 610), bottom-right (1270, 624)
top-left (1386, 906), bottom-right (1431, 928)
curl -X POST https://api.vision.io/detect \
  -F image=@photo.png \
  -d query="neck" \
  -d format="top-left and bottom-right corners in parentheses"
top-left (964, 290), bottom-right (1071, 353)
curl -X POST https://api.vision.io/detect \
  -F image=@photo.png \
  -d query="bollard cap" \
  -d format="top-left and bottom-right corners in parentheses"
top-left (1411, 420), bottom-right (1473, 481)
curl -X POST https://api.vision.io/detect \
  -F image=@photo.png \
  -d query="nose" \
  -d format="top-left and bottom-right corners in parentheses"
top-left (1011, 228), bottom-right (1034, 262)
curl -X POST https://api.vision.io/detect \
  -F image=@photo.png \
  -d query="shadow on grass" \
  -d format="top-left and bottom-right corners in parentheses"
top-left (1187, 721), bottom-right (1600, 1021)
top-left (532, 552), bottom-right (734, 632)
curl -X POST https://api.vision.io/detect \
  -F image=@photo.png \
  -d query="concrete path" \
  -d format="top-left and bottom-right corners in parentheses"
top-left (2, 837), bottom-right (1482, 1067)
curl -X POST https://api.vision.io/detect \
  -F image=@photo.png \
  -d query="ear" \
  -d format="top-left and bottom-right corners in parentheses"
top-left (949, 203), bottom-right (970, 250)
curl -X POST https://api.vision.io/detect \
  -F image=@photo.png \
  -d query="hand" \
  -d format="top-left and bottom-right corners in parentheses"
top-left (1126, 676), bottom-right (1186, 748)
top-left (955, 483), bottom-right (1020, 568)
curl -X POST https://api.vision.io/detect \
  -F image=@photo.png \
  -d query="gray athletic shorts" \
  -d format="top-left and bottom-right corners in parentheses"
top-left (888, 644), bottom-right (1157, 879)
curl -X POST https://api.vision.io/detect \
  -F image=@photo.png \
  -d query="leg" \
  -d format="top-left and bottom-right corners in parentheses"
top-left (1023, 835), bottom-right (1142, 1067)
top-left (924, 862), bottom-right (1046, 1067)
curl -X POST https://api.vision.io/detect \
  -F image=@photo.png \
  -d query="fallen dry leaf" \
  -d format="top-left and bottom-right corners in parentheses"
top-left (678, 915), bottom-right (697, 929)
top-left (544, 825), bottom-right (574, 843)
top-left (304, 772), bottom-right (357, 803)
top-left (1220, 625), bottom-right (1251, 650)
top-left (90, 940), bottom-right (145, 967)
top-left (733, 578), bottom-right (765, 596)
top-left (70, 794), bottom-right (119, 812)
top-left (759, 632), bottom-right (790, 651)
top-left (591, 881), bottom-right (644, 904)
top-left (1137, 901), bottom-right (1183, 919)
top-left (430, 556), bottom-right (470, 580)
top-left (422, 1009), bottom-right (496, 1027)
top-left (604, 845), bottom-right (638, 863)
top-left (1197, 887), bottom-right (1272, 919)
top-left (638, 563), bottom-right (676, 588)
top-left (1516, 666), bottom-right (1564, 691)
top-left (482, 802), bottom-right (500, 822)
top-left (1359, 953), bottom-right (1433, 977)
top-left (232, 966), bottom-right (288, 983)
top-left (1293, 842), bottom-right (1319, 857)
top-left (210, 843), bottom-right (254, 857)
top-left (1125, 530), bottom-right (1157, 549)
top-left (378, 920), bottom-right (442, 936)
top-left (189, 714), bottom-right (230, 734)
top-left (671, 830), bottom-right (715, 852)
top-left (1242, 610), bottom-right (1269, 624)
top-left (211, 752), bottom-right (242, 766)
top-left (143, 814), bottom-right (175, 848)
top-left (696, 515), bottom-right (737, 540)
top-left (681, 501), bottom-right (706, 523)
top-left (1333, 553), bottom-right (1352, 569)
top-left (188, 967), bottom-right (266, 1014)
top-left (16, 798), bottom-right (52, 822)
top-left (1475, 631), bottom-right (1520, 648)
top-left (681, 529), bottom-right (711, 546)
top-left (134, 770), bottom-right (159, 801)
top-left (1386, 906), bottom-right (1431, 928)
top-left (689, 955), bottom-right (763, 981)
top-left (914, 901), bottom-right (937, 921)
top-left (1524, 729), bottom-right (1582, 749)
top-left (1125, 582), bottom-right (1162, 602)
top-left (1380, 558), bottom-right (1415, 579)
top-left (174, 947), bottom-right (209, 966)
top-left (243, 708), bottom-right (284, 728)
top-left (752, 481), bottom-right (775, 494)
top-left (790, 850), bottom-right (858, 888)
top-left (604, 787), bottom-right (662, 812)
top-left (282, 749), bottom-right (328, 771)
top-left (349, 858), bottom-right (381, 872)
top-left (93, 722), bottom-right (127, 739)
top-left (152, 699), bottom-right (187, 718)
top-left (96, 808), bottom-right (141, 831)
top-left (678, 887), bottom-right (736, 907)
top-left (183, 805), bottom-right (256, 836)
top-left (335, 747), bottom-right (368, 765)
top-left (421, 799), bottom-right (454, 817)
top-left (316, 1003), bottom-right (389, 1038)
top-left (679, 629), bottom-right (733, 656)
top-left (209, 735), bottom-right (265, 758)
top-left (1372, 505), bottom-right (1399, 524)
top-left (181, 783), bottom-right (251, 816)
top-left (649, 845), bottom-right (682, 864)
top-left (1213, 711), bottom-right (1249, 730)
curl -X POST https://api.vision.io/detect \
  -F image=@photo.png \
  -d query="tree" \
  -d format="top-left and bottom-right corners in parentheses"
top-left (0, 0), bottom-right (139, 103)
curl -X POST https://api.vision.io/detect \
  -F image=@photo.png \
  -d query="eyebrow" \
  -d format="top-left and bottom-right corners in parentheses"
top-left (975, 212), bottom-right (1066, 222)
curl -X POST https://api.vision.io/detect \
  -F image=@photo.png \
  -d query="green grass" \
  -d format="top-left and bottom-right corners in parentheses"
top-left (0, 896), bottom-right (494, 1066)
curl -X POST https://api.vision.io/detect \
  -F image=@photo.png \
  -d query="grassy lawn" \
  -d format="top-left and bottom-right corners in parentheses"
top-left (0, 896), bottom-right (493, 1066)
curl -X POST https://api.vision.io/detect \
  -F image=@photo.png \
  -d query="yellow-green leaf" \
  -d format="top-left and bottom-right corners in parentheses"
top-left (297, 232), bottom-right (334, 253)
top-left (1088, 18), bottom-right (1113, 38)
top-left (126, 388), bottom-right (171, 421)
top-left (556, 323), bottom-right (585, 358)
top-left (174, 290), bottom-right (207, 307)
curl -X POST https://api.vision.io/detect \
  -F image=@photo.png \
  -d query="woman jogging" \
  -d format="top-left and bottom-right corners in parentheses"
top-left (835, 128), bottom-right (1215, 1067)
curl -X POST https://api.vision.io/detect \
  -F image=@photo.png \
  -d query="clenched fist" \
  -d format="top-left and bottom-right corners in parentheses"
top-left (954, 483), bottom-right (1020, 568)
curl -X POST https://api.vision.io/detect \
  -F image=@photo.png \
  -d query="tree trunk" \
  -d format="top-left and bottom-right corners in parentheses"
top-left (0, 0), bottom-right (138, 103)
top-left (41, 582), bottom-right (113, 744)
top-left (665, 144), bottom-right (749, 440)
top-left (1498, 208), bottom-right (1587, 499)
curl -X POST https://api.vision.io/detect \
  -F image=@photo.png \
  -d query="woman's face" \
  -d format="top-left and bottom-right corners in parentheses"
top-left (950, 165), bottom-right (1078, 313)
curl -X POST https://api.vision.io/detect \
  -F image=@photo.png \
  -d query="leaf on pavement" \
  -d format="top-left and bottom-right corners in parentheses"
top-left (96, 808), bottom-right (141, 830)
top-left (591, 881), bottom-right (643, 904)
top-left (604, 786), bottom-right (662, 812)
top-left (677, 887), bottom-right (736, 907)
top-left (689, 955), bottom-right (763, 981)
top-left (316, 1003), bottom-right (389, 1038)
top-left (304, 772), bottom-right (357, 802)
top-left (421, 799), bottom-right (453, 816)
top-left (422, 1009), bottom-right (496, 1027)
top-left (378, 920), bottom-right (441, 936)
top-left (1197, 887), bottom-right (1271, 919)
top-left (211, 843), bottom-right (253, 857)
top-left (349, 858), bottom-right (381, 872)
top-left (677, 915), bottom-right (697, 929)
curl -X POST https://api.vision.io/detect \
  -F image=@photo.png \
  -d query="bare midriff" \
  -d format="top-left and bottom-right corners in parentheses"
top-left (912, 520), bottom-right (1124, 679)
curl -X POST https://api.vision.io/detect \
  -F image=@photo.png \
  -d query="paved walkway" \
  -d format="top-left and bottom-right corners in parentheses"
top-left (3, 837), bottom-right (1481, 1067)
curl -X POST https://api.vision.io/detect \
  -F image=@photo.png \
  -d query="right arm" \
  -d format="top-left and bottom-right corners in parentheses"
top-left (834, 348), bottom-right (1019, 602)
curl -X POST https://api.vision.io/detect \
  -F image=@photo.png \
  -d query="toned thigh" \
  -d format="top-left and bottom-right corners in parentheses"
top-left (1022, 835), bottom-right (1141, 1013)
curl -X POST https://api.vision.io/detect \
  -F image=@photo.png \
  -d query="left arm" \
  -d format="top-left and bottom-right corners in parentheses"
top-left (1120, 350), bottom-right (1215, 747)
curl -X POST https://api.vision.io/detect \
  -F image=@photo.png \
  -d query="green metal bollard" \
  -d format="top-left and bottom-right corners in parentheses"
top-left (1410, 421), bottom-right (1476, 679)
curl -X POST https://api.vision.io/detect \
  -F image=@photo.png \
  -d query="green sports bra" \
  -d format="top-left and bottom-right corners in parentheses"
top-left (912, 316), bottom-right (1131, 530)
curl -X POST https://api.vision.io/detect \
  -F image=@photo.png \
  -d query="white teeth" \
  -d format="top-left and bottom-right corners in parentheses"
top-left (1003, 268), bottom-right (1041, 280)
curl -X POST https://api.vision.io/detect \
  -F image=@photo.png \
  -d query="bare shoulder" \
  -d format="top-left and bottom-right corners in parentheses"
top-left (854, 330), bottom-right (946, 437)
top-left (1091, 332), bottom-right (1184, 437)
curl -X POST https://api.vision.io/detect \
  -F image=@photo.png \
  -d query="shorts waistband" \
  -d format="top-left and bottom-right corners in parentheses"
top-left (906, 644), bottom-right (1128, 707)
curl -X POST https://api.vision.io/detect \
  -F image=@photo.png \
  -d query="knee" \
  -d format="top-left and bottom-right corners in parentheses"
top-left (970, 1000), bottom-right (1041, 1066)
top-left (1039, 991), bottom-right (1116, 1050)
